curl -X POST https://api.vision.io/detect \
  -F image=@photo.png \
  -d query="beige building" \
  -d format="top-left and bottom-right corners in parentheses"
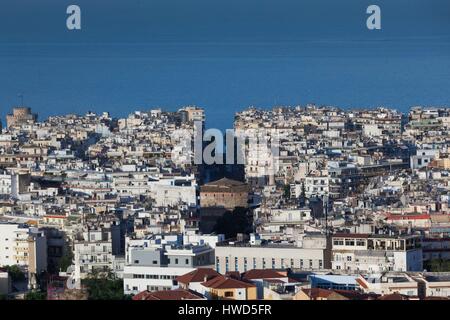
top-left (356, 273), bottom-right (419, 297)
top-left (200, 178), bottom-right (250, 209)
top-left (416, 274), bottom-right (450, 298)
top-left (6, 107), bottom-right (37, 128)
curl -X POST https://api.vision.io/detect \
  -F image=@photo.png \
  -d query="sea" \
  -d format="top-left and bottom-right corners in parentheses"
top-left (0, 0), bottom-right (450, 131)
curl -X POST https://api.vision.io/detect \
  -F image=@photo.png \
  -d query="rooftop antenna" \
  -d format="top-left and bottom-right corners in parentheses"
top-left (18, 93), bottom-right (24, 106)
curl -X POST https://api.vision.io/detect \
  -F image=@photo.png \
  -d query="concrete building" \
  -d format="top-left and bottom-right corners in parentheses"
top-left (356, 273), bottom-right (419, 297)
top-left (0, 223), bottom-right (47, 274)
top-left (72, 222), bottom-right (121, 284)
top-left (200, 274), bottom-right (257, 300)
top-left (200, 178), bottom-right (250, 209)
top-left (215, 233), bottom-right (331, 274)
top-left (123, 235), bottom-right (215, 295)
top-left (0, 172), bottom-right (11, 196)
top-left (331, 233), bottom-right (423, 272)
top-left (416, 273), bottom-right (450, 298)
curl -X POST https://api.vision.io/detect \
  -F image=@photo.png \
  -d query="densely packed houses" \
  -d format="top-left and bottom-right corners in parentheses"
top-left (1, 104), bottom-right (450, 300)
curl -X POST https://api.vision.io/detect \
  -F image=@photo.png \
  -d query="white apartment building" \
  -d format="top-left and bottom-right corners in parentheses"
top-left (148, 177), bottom-right (197, 207)
top-left (304, 174), bottom-right (329, 198)
top-left (0, 223), bottom-right (47, 273)
top-left (0, 173), bottom-right (11, 195)
top-left (112, 174), bottom-right (198, 207)
top-left (123, 234), bottom-right (215, 295)
top-left (416, 274), bottom-right (450, 298)
top-left (215, 233), bottom-right (331, 274)
top-left (73, 229), bottom-right (115, 283)
top-left (257, 208), bottom-right (312, 241)
top-left (269, 208), bottom-right (312, 223)
top-left (357, 273), bottom-right (419, 297)
top-left (410, 149), bottom-right (438, 170)
top-left (331, 233), bottom-right (423, 273)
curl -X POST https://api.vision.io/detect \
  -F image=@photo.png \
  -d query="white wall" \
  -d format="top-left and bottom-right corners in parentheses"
top-left (123, 265), bottom-right (195, 294)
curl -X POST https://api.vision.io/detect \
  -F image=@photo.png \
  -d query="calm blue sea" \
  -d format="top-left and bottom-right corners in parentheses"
top-left (1, 0), bottom-right (450, 130)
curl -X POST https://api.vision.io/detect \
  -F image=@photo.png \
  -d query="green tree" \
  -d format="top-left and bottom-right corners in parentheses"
top-left (25, 291), bottom-right (47, 300)
top-left (58, 249), bottom-right (74, 273)
top-left (82, 270), bottom-right (128, 300)
top-left (4, 265), bottom-right (25, 282)
top-left (283, 184), bottom-right (291, 199)
top-left (425, 259), bottom-right (450, 272)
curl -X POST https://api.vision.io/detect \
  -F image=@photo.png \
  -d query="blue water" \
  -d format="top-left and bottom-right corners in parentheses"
top-left (1, 0), bottom-right (450, 130)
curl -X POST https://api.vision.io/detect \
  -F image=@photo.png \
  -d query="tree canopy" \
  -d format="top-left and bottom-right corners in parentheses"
top-left (82, 269), bottom-right (130, 300)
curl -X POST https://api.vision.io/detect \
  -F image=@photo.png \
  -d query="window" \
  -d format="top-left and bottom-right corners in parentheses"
top-left (185, 259), bottom-right (189, 265)
top-left (345, 240), bottom-right (355, 246)
top-left (224, 291), bottom-right (233, 297)
top-left (175, 258), bottom-right (179, 264)
top-left (347, 256), bottom-right (352, 262)
top-left (300, 259), bottom-right (304, 269)
top-left (272, 258), bottom-right (276, 269)
top-left (235, 257), bottom-right (239, 271)
top-left (152, 260), bottom-right (157, 265)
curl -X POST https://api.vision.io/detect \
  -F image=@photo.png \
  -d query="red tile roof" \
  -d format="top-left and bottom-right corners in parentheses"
top-left (242, 269), bottom-right (287, 280)
top-left (333, 233), bottom-right (371, 239)
top-left (201, 275), bottom-right (256, 289)
top-left (301, 288), bottom-right (336, 299)
top-left (176, 268), bottom-right (221, 285)
top-left (301, 288), bottom-right (378, 300)
top-left (356, 278), bottom-right (369, 289)
top-left (132, 289), bottom-right (204, 301)
top-left (377, 293), bottom-right (411, 300)
top-left (386, 214), bottom-right (430, 220)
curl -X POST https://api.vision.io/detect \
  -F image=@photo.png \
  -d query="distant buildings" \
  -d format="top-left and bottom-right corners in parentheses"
top-left (1, 103), bottom-right (450, 300)
top-left (6, 107), bottom-right (37, 128)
